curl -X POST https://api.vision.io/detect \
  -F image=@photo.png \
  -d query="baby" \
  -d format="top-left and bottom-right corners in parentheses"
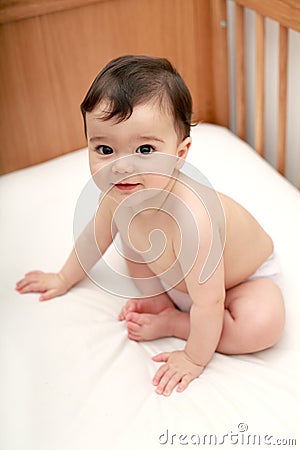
top-left (16, 55), bottom-right (285, 396)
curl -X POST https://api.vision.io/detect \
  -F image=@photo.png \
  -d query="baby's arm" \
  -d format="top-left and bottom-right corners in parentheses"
top-left (16, 199), bottom-right (114, 301)
top-left (152, 265), bottom-right (225, 395)
top-left (15, 249), bottom-right (85, 301)
top-left (152, 208), bottom-right (225, 395)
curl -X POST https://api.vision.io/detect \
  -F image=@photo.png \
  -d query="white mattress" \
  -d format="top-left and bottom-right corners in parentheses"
top-left (1, 124), bottom-right (300, 450)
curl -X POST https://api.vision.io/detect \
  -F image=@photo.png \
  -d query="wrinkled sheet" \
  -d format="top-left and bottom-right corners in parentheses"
top-left (1, 124), bottom-right (299, 450)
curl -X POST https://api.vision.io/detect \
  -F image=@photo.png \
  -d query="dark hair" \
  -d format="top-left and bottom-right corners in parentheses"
top-left (80, 55), bottom-right (193, 140)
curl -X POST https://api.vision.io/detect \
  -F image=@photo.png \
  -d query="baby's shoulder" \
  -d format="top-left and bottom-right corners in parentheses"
top-left (174, 173), bottom-right (225, 222)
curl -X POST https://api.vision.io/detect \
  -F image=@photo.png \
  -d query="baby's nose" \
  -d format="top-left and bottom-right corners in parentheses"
top-left (112, 158), bottom-right (134, 174)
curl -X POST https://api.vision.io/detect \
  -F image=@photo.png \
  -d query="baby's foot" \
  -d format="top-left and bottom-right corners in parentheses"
top-left (118, 296), bottom-right (174, 321)
top-left (126, 308), bottom-right (183, 341)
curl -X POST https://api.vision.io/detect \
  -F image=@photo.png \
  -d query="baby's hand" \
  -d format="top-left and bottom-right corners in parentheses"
top-left (15, 271), bottom-right (69, 301)
top-left (152, 350), bottom-right (205, 396)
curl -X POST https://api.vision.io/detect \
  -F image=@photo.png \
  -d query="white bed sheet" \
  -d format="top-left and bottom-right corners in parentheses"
top-left (1, 124), bottom-right (300, 450)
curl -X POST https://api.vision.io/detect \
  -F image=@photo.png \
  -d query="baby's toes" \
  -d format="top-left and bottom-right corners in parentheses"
top-left (118, 309), bottom-right (126, 321)
top-left (127, 320), bottom-right (142, 341)
top-left (126, 312), bottom-right (150, 325)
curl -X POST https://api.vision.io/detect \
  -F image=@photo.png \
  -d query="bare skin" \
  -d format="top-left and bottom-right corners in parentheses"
top-left (16, 100), bottom-right (285, 397)
top-left (119, 278), bottom-right (284, 354)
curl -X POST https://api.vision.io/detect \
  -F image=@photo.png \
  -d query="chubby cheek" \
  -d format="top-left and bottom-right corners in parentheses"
top-left (142, 173), bottom-right (173, 190)
top-left (89, 154), bottom-right (109, 178)
top-left (89, 152), bottom-right (101, 174)
top-left (89, 162), bottom-right (101, 178)
top-left (88, 161), bottom-right (110, 192)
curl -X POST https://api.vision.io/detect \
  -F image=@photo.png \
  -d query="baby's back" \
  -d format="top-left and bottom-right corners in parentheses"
top-left (219, 192), bottom-right (273, 288)
top-left (176, 173), bottom-right (273, 289)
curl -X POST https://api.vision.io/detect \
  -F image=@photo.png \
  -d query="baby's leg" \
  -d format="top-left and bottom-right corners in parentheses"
top-left (125, 277), bottom-right (285, 351)
top-left (217, 278), bottom-right (285, 354)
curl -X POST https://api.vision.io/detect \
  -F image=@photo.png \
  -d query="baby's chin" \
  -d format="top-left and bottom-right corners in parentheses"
top-left (109, 187), bottom-right (171, 214)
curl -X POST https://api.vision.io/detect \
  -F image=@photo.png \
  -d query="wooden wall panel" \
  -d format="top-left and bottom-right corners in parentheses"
top-left (0, 0), bottom-right (104, 23)
top-left (0, 0), bottom-right (228, 174)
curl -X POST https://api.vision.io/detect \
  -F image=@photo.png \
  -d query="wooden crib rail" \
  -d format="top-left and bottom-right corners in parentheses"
top-left (232, 0), bottom-right (300, 188)
top-left (255, 13), bottom-right (265, 158)
top-left (277, 24), bottom-right (289, 176)
top-left (235, 4), bottom-right (246, 141)
top-left (0, 0), bottom-right (230, 175)
top-left (233, 0), bottom-right (300, 33)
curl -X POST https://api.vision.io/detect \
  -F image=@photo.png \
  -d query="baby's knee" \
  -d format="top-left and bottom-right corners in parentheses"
top-left (253, 297), bottom-right (285, 349)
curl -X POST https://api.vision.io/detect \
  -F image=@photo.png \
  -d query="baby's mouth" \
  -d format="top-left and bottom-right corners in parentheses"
top-left (114, 182), bottom-right (141, 191)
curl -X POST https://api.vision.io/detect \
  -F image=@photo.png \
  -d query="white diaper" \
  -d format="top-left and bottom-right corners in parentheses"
top-left (160, 280), bottom-right (192, 313)
top-left (247, 252), bottom-right (282, 286)
top-left (160, 252), bottom-right (282, 313)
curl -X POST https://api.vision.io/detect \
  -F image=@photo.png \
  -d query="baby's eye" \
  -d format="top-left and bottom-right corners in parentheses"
top-left (95, 145), bottom-right (113, 155)
top-left (136, 145), bottom-right (155, 155)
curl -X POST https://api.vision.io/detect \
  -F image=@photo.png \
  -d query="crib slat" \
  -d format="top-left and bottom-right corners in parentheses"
top-left (230, 0), bottom-right (300, 34)
top-left (210, 0), bottom-right (230, 127)
top-left (277, 25), bottom-right (289, 176)
top-left (235, 3), bottom-right (246, 140)
top-left (255, 13), bottom-right (265, 156)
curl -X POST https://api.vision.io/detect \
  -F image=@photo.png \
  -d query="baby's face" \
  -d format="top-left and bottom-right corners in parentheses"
top-left (86, 100), bottom-right (191, 202)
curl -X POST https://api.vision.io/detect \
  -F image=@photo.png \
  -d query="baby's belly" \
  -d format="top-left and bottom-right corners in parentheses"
top-left (147, 258), bottom-right (188, 293)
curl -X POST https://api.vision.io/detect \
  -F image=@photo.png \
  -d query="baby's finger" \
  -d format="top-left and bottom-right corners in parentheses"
top-left (25, 271), bottom-right (44, 277)
top-left (16, 278), bottom-right (32, 290)
top-left (161, 373), bottom-right (183, 396)
top-left (176, 374), bottom-right (193, 393)
top-left (152, 363), bottom-right (169, 387)
top-left (16, 272), bottom-right (41, 288)
top-left (18, 282), bottom-right (46, 294)
top-left (39, 289), bottom-right (59, 301)
top-left (152, 352), bottom-right (171, 363)
top-left (155, 368), bottom-right (177, 395)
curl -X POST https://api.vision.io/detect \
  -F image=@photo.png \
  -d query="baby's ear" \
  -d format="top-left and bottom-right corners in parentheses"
top-left (176, 137), bottom-right (192, 169)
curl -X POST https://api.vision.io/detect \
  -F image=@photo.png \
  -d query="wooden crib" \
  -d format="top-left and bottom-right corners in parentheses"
top-left (1, 3), bottom-right (300, 450)
top-left (1, 0), bottom-right (299, 188)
